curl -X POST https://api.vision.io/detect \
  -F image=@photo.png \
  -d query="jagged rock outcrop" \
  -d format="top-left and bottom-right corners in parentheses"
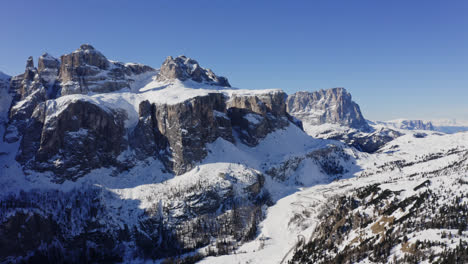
top-left (156, 55), bottom-right (230, 87)
top-left (5, 57), bottom-right (51, 143)
top-left (59, 44), bottom-right (155, 95)
top-left (4, 44), bottom-right (154, 143)
top-left (286, 88), bottom-right (369, 131)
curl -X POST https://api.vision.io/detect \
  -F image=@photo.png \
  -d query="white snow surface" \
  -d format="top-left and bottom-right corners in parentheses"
top-left (43, 77), bottom-right (281, 129)
top-left (201, 131), bottom-right (468, 264)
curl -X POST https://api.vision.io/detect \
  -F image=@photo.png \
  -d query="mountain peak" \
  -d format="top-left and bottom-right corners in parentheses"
top-left (26, 56), bottom-right (35, 69)
top-left (156, 55), bottom-right (230, 87)
top-left (78, 43), bottom-right (96, 51)
top-left (287, 87), bottom-right (369, 130)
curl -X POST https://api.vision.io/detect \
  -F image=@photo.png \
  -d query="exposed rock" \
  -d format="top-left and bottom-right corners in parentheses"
top-left (38, 53), bottom-right (60, 94)
top-left (5, 54), bottom-right (62, 143)
top-left (227, 91), bottom-right (295, 146)
top-left (344, 128), bottom-right (402, 153)
top-left (157, 55), bottom-right (230, 87)
top-left (6, 58), bottom-right (49, 142)
top-left (25, 56), bottom-right (34, 70)
top-left (129, 91), bottom-right (297, 175)
top-left (128, 100), bottom-right (164, 159)
top-left (59, 44), bottom-right (123, 95)
top-left (304, 124), bottom-right (402, 153)
top-left (152, 93), bottom-right (234, 174)
top-left (58, 44), bottom-right (156, 95)
top-left (285, 88), bottom-right (401, 153)
top-left (5, 45), bottom-right (155, 145)
top-left (6, 45), bottom-right (296, 180)
top-left (130, 93), bottom-right (234, 175)
top-left (18, 100), bottom-right (126, 181)
top-left (287, 88), bottom-right (369, 131)
top-left (12, 89), bottom-right (296, 179)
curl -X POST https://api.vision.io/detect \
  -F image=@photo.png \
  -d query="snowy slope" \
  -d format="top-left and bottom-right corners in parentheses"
top-left (202, 132), bottom-right (468, 264)
top-left (428, 119), bottom-right (468, 134)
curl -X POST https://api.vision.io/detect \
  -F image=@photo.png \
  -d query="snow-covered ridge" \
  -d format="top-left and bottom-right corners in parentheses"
top-left (46, 79), bottom-right (283, 130)
top-left (372, 118), bottom-right (468, 134)
top-left (376, 119), bottom-right (434, 130)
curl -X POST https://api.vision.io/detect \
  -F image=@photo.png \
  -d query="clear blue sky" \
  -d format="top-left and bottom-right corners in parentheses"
top-left (1, 0), bottom-right (467, 121)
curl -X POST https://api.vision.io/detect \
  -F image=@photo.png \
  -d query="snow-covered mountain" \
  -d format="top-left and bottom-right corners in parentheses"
top-left (287, 89), bottom-right (405, 153)
top-left (371, 118), bottom-right (468, 134)
top-left (428, 119), bottom-right (468, 134)
top-left (373, 119), bottom-right (435, 131)
top-left (0, 45), bottom-right (467, 263)
top-left (287, 88), bottom-right (369, 131)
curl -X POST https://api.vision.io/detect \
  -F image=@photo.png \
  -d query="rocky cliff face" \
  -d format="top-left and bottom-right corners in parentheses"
top-left (227, 91), bottom-right (294, 146)
top-left (156, 55), bottom-right (230, 87)
top-left (4, 46), bottom-right (154, 144)
top-left (21, 90), bottom-right (294, 181)
top-left (131, 93), bottom-right (234, 175)
top-left (285, 88), bottom-right (408, 153)
top-left (4, 45), bottom-right (297, 182)
top-left (18, 100), bottom-right (127, 182)
top-left (286, 88), bottom-right (369, 131)
top-left (59, 44), bottom-right (155, 95)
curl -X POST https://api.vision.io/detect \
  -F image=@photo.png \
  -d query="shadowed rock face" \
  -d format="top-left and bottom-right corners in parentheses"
top-left (18, 100), bottom-right (126, 182)
top-left (154, 93), bottom-right (234, 174)
top-left (130, 93), bottom-right (234, 174)
top-left (157, 55), bottom-right (230, 87)
top-left (286, 88), bottom-right (369, 131)
top-left (227, 91), bottom-right (295, 146)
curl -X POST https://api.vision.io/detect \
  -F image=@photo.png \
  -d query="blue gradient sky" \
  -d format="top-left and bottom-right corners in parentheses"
top-left (1, 0), bottom-right (467, 121)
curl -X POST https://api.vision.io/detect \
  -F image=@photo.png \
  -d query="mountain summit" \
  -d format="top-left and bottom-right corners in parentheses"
top-left (156, 55), bottom-right (230, 87)
top-left (286, 88), bottom-right (369, 131)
